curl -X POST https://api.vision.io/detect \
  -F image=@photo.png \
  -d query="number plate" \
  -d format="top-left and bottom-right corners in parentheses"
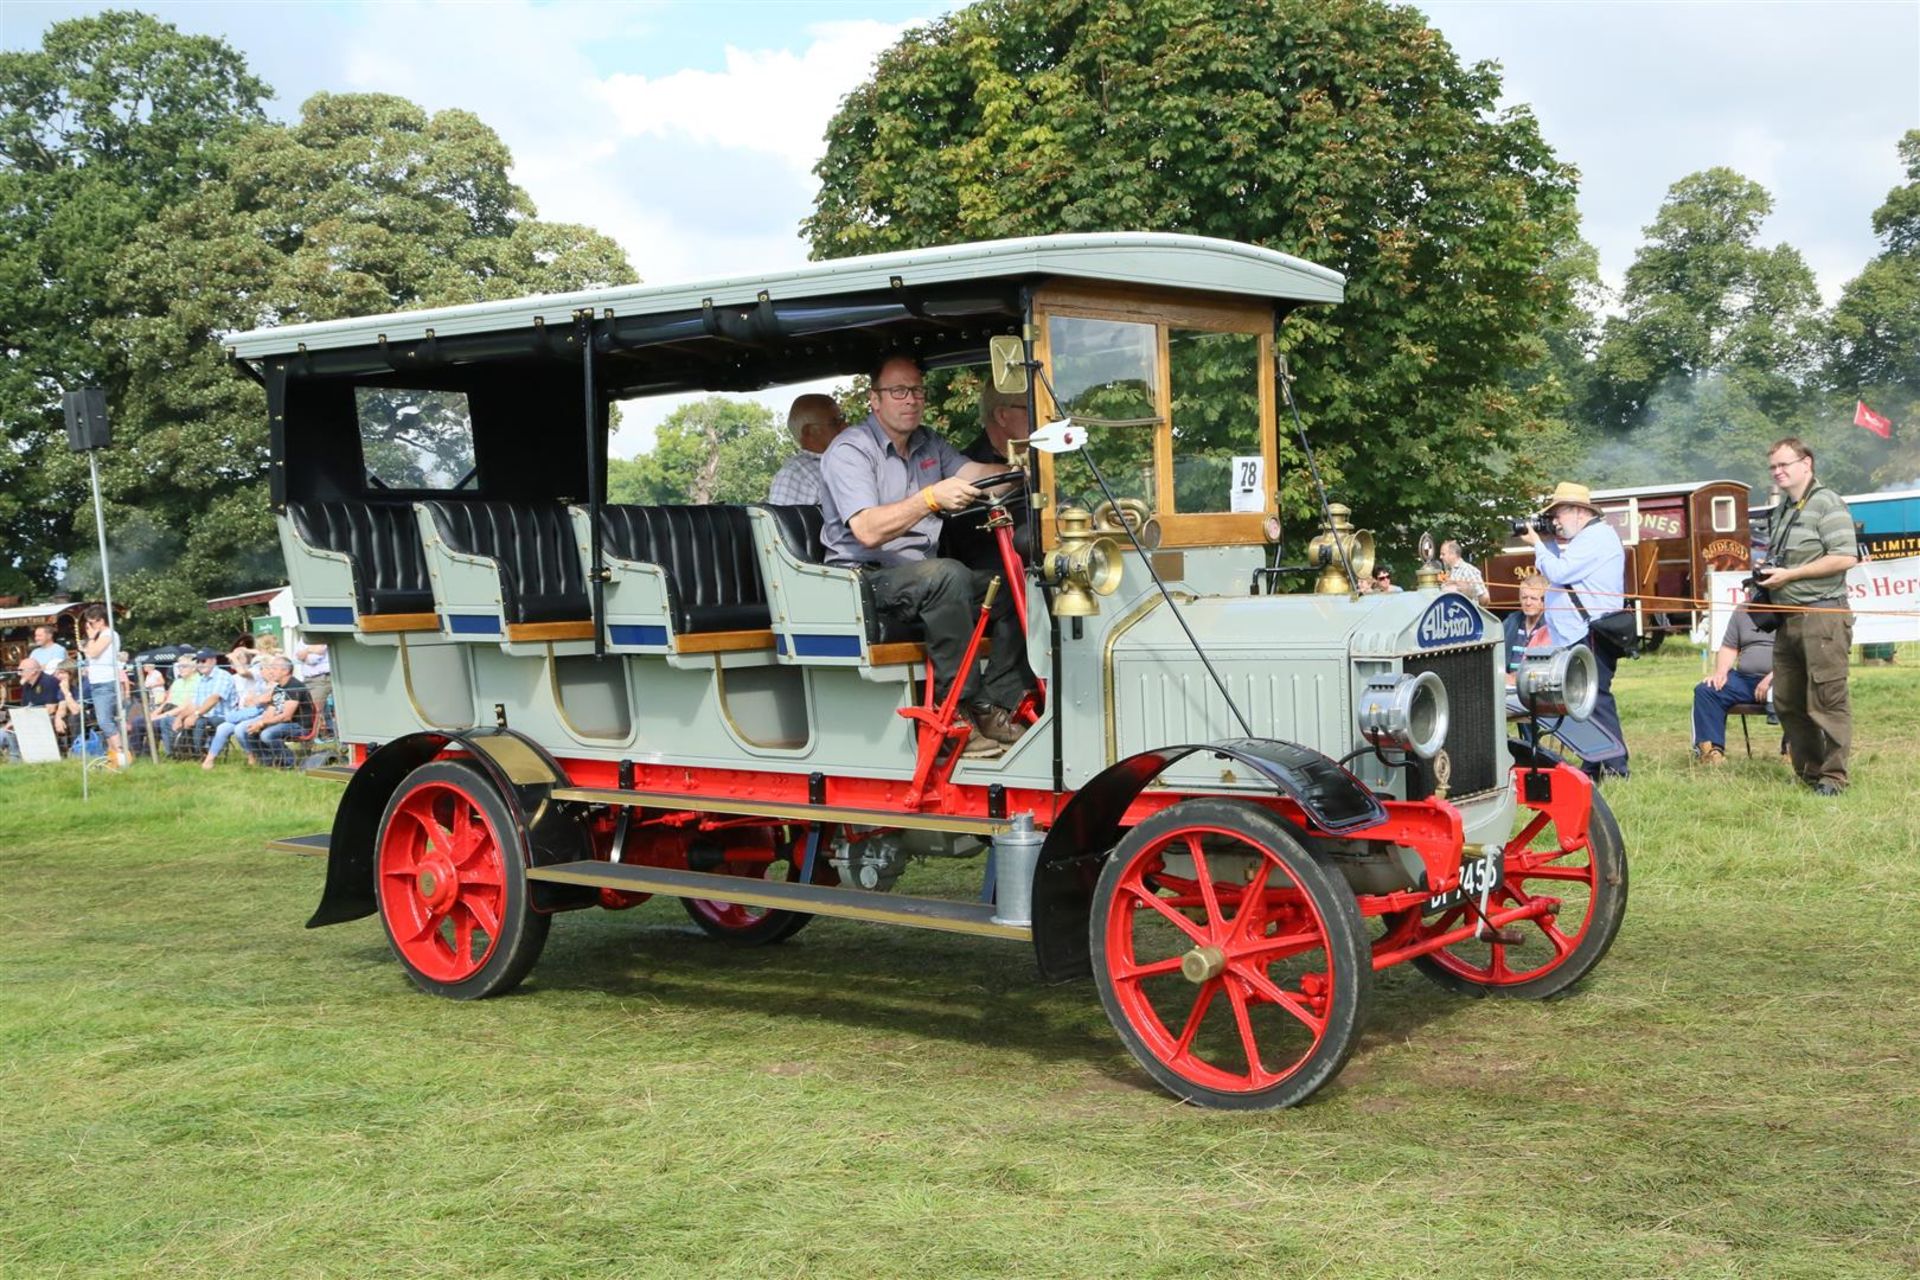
top-left (1423, 846), bottom-right (1505, 916)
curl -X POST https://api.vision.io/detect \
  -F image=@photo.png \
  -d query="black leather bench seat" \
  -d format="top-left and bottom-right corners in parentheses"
top-left (287, 501), bottom-right (433, 616)
top-left (422, 501), bottom-right (590, 625)
top-left (761, 504), bottom-right (922, 644)
top-left (599, 504), bottom-right (771, 634)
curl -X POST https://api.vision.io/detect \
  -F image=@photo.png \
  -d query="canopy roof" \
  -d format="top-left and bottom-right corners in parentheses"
top-left (223, 233), bottom-right (1344, 363)
top-left (1590, 480), bottom-right (1746, 501)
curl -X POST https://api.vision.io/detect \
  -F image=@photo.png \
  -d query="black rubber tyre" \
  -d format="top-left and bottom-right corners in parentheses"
top-left (1090, 798), bottom-right (1372, 1110)
top-left (374, 760), bottom-right (549, 999)
top-left (1410, 784), bottom-right (1629, 1000)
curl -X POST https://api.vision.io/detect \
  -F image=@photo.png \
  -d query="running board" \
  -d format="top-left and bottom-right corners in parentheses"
top-left (268, 833), bottom-right (331, 856)
top-left (525, 860), bottom-right (1031, 942)
top-left (306, 766), bottom-right (355, 783)
top-left (548, 786), bottom-right (1012, 837)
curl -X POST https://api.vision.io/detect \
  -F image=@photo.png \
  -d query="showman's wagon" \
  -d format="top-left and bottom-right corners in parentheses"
top-left (231, 233), bottom-right (1625, 1109)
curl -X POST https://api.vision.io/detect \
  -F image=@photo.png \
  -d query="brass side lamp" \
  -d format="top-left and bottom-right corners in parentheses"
top-left (1305, 503), bottom-right (1375, 596)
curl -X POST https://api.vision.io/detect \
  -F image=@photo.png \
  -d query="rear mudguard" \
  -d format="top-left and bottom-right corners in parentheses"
top-left (1029, 739), bottom-right (1386, 981)
top-left (306, 728), bottom-right (594, 928)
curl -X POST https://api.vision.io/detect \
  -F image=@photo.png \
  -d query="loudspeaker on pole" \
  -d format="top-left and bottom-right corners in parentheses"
top-left (63, 387), bottom-right (112, 453)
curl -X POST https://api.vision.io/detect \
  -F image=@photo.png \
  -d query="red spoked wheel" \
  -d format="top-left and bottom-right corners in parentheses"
top-left (1091, 798), bottom-right (1371, 1110)
top-left (681, 826), bottom-right (833, 946)
top-left (374, 760), bottom-right (549, 999)
top-left (1395, 780), bottom-right (1628, 999)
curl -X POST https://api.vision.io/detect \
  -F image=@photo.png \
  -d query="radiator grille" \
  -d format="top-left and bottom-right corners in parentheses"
top-left (1403, 645), bottom-right (1499, 799)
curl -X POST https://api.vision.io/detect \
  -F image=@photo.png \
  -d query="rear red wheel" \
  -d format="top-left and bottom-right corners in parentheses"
top-left (681, 826), bottom-right (830, 946)
top-left (1091, 799), bottom-right (1371, 1110)
top-left (375, 761), bottom-right (548, 998)
top-left (1401, 783), bottom-right (1628, 999)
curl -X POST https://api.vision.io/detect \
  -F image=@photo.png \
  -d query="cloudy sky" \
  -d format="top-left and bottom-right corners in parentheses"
top-left (9, 0), bottom-right (1917, 452)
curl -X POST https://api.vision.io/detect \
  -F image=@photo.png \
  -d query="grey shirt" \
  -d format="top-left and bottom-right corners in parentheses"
top-left (1721, 604), bottom-right (1776, 677)
top-left (819, 413), bottom-right (971, 567)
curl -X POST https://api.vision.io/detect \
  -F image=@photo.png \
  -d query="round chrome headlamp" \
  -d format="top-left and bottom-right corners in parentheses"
top-left (1355, 670), bottom-right (1449, 759)
top-left (1515, 645), bottom-right (1598, 720)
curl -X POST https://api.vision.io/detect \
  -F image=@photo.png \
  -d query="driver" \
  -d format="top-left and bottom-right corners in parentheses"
top-left (819, 352), bottom-right (1033, 758)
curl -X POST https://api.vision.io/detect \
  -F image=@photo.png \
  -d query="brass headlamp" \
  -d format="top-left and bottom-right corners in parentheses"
top-left (1045, 506), bottom-right (1123, 616)
top-left (1305, 503), bottom-right (1375, 595)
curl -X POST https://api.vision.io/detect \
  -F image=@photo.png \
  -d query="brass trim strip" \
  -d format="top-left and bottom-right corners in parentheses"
top-left (1101, 590), bottom-right (1186, 764)
top-left (526, 860), bottom-right (1031, 941)
top-left (549, 785), bottom-right (1012, 836)
top-left (267, 833), bottom-right (331, 856)
top-left (306, 766), bottom-right (355, 783)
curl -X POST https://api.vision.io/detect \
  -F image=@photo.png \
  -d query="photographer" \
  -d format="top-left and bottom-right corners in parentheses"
top-left (1754, 438), bottom-right (1858, 795)
top-left (1519, 482), bottom-right (1630, 781)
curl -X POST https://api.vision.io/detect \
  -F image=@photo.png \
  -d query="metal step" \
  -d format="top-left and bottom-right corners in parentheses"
top-left (525, 860), bottom-right (1031, 942)
top-left (305, 765), bottom-right (355, 783)
top-left (268, 833), bottom-right (331, 856)
top-left (548, 786), bottom-right (1012, 837)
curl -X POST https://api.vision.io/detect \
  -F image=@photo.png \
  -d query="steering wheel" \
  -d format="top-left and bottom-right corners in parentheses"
top-left (946, 469), bottom-right (1029, 522)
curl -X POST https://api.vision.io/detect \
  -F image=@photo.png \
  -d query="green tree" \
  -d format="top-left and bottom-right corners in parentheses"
top-left (805, 0), bottom-right (1584, 542)
top-left (80, 92), bottom-right (635, 641)
top-left (1824, 130), bottom-right (1920, 488)
top-left (1588, 168), bottom-right (1824, 433)
top-left (609, 398), bottom-right (792, 506)
top-left (0, 11), bottom-right (267, 595)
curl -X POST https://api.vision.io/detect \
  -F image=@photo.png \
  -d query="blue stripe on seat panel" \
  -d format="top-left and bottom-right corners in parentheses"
top-left (447, 613), bottom-right (502, 636)
top-left (609, 624), bottom-right (670, 647)
top-left (303, 606), bottom-right (355, 626)
top-left (791, 633), bottom-right (863, 658)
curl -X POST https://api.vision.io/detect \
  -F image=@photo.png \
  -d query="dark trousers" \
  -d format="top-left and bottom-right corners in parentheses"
top-left (1693, 669), bottom-right (1765, 749)
top-left (866, 557), bottom-right (1030, 710)
top-left (1582, 635), bottom-right (1630, 779)
top-left (1773, 607), bottom-right (1852, 788)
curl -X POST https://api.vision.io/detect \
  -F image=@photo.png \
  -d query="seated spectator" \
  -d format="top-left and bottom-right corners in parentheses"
top-left (200, 649), bottom-right (268, 768)
top-left (294, 640), bottom-right (332, 737)
top-left (172, 650), bottom-right (236, 761)
top-left (124, 662), bottom-right (169, 754)
top-left (1503, 573), bottom-right (1551, 685)
top-left (1693, 601), bottom-right (1775, 766)
top-left (2, 658), bottom-right (80, 758)
top-left (154, 658), bottom-right (200, 756)
top-left (238, 657), bottom-right (307, 768)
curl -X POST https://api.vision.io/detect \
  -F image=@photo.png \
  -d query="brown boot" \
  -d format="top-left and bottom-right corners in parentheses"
top-left (965, 700), bottom-right (1027, 746)
top-left (1695, 743), bottom-right (1726, 766)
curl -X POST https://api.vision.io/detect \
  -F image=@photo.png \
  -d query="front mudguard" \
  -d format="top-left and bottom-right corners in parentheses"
top-left (1029, 739), bottom-right (1386, 981)
top-left (306, 728), bottom-right (594, 928)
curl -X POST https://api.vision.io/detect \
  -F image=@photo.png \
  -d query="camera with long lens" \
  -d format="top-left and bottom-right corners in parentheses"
top-left (1509, 514), bottom-right (1556, 538)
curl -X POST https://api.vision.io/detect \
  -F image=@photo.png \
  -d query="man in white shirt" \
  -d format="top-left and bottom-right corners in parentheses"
top-left (766, 394), bottom-right (849, 506)
top-left (1520, 481), bottom-right (1630, 780)
top-left (1438, 540), bottom-right (1489, 605)
top-left (28, 625), bottom-right (67, 675)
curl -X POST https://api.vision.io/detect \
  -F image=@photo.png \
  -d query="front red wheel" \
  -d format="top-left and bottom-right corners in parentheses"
top-left (375, 761), bottom-right (548, 999)
top-left (1398, 775), bottom-right (1628, 999)
top-left (1091, 799), bottom-right (1371, 1109)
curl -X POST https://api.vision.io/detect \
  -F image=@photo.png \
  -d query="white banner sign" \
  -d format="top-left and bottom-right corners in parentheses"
top-left (1707, 554), bottom-right (1920, 648)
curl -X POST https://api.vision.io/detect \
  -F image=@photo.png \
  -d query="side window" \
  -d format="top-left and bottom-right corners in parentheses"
top-left (1047, 314), bottom-right (1159, 506)
top-left (355, 388), bottom-right (477, 491)
top-left (1711, 495), bottom-right (1737, 533)
top-left (1168, 329), bottom-right (1261, 513)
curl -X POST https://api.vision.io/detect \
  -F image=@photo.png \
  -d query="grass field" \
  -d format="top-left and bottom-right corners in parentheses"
top-left (3, 645), bottom-right (1917, 1278)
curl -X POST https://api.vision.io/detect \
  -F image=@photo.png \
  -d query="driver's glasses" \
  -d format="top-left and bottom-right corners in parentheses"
top-left (874, 385), bottom-right (928, 402)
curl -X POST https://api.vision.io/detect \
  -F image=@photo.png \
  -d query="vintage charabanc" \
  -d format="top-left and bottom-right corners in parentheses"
top-left (228, 232), bottom-right (1626, 1109)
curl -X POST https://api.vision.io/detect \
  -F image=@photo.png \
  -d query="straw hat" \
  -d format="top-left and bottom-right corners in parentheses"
top-left (1538, 481), bottom-right (1604, 517)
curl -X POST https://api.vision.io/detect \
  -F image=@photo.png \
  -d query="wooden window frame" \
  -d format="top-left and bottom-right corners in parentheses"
top-left (1031, 281), bottom-right (1276, 551)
